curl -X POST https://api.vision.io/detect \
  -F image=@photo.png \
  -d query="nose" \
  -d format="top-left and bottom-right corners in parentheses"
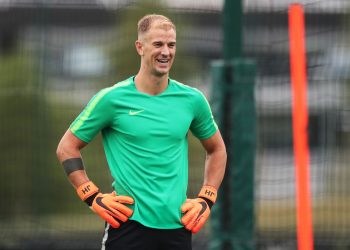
top-left (161, 46), bottom-right (170, 56)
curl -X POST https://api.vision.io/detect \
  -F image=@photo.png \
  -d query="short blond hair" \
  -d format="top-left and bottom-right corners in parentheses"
top-left (137, 14), bottom-right (176, 37)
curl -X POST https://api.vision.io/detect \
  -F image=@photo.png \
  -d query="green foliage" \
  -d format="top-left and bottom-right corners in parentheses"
top-left (0, 53), bottom-right (65, 216)
top-left (0, 53), bottom-right (41, 216)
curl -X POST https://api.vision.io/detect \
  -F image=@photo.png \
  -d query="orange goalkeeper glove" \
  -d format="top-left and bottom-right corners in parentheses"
top-left (76, 181), bottom-right (134, 228)
top-left (181, 185), bottom-right (217, 233)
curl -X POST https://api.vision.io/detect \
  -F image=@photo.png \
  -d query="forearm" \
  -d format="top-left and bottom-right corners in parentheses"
top-left (57, 130), bottom-right (89, 188)
top-left (203, 148), bottom-right (227, 189)
top-left (66, 169), bottom-right (90, 189)
top-left (181, 145), bottom-right (226, 233)
top-left (60, 156), bottom-right (90, 188)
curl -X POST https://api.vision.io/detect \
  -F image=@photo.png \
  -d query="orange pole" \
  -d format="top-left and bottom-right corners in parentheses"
top-left (288, 4), bottom-right (314, 250)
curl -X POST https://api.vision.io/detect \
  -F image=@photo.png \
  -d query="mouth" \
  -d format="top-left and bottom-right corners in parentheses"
top-left (156, 58), bottom-right (170, 64)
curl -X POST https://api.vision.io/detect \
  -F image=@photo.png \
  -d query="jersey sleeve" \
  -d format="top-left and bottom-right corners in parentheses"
top-left (69, 88), bottom-right (114, 143)
top-left (190, 90), bottom-right (218, 139)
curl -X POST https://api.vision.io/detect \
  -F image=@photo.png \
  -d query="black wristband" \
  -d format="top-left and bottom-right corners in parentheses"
top-left (200, 196), bottom-right (214, 209)
top-left (62, 158), bottom-right (85, 176)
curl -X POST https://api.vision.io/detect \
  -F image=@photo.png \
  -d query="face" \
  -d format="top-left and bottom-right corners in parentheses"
top-left (136, 22), bottom-right (176, 77)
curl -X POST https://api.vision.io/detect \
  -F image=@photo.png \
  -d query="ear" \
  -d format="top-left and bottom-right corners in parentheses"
top-left (135, 40), bottom-right (143, 56)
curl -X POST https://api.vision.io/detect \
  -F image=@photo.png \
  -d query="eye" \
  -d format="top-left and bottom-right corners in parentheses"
top-left (168, 43), bottom-right (176, 48)
top-left (153, 42), bottom-right (162, 48)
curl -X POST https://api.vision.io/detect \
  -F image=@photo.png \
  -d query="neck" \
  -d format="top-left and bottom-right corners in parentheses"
top-left (134, 71), bottom-right (169, 95)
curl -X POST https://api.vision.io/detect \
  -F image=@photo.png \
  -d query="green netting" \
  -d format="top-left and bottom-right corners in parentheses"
top-left (247, 1), bottom-right (350, 249)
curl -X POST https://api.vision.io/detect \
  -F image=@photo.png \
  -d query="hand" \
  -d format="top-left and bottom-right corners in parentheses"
top-left (76, 181), bottom-right (134, 228)
top-left (181, 185), bottom-right (217, 233)
top-left (91, 192), bottom-right (134, 228)
top-left (181, 198), bottom-right (210, 233)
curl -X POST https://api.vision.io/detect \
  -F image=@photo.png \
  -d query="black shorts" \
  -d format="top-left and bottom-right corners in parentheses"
top-left (101, 220), bottom-right (192, 250)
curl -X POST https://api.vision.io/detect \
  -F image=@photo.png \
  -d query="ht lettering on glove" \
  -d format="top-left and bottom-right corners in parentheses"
top-left (181, 185), bottom-right (217, 233)
top-left (76, 181), bottom-right (134, 228)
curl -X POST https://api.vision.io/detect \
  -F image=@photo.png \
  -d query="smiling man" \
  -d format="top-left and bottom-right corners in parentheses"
top-left (136, 16), bottom-right (176, 79)
top-left (56, 14), bottom-right (226, 250)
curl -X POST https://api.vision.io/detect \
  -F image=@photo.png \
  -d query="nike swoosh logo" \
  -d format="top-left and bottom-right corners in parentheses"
top-left (96, 197), bottom-right (113, 213)
top-left (199, 201), bottom-right (208, 215)
top-left (96, 197), bottom-right (122, 222)
top-left (129, 110), bottom-right (144, 115)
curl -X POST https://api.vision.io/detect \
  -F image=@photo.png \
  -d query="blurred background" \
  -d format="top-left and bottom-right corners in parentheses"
top-left (0, 0), bottom-right (349, 249)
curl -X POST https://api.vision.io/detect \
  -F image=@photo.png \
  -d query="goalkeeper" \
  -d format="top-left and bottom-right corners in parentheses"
top-left (56, 14), bottom-right (226, 250)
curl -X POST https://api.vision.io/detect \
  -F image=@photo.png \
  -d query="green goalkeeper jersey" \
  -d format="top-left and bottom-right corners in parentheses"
top-left (70, 76), bottom-right (218, 229)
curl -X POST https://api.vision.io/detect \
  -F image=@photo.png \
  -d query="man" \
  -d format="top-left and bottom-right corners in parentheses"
top-left (56, 14), bottom-right (226, 250)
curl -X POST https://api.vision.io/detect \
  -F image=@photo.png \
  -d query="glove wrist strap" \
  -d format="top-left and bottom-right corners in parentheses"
top-left (76, 181), bottom-right (99, 206)
top-left (198, 185), bottom-right (217, 207)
